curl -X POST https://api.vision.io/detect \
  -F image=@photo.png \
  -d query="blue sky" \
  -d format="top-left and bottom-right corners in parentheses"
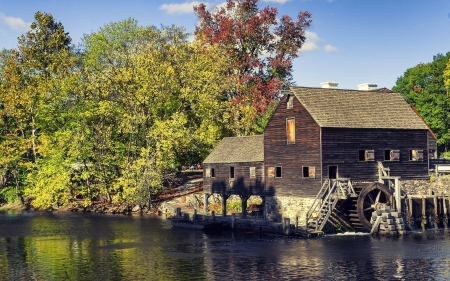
top-left (1, 0), bottom-right (449, 90)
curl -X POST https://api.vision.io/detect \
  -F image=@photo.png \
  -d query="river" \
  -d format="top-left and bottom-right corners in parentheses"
top-left (1, 211), bottom-right (450, 280)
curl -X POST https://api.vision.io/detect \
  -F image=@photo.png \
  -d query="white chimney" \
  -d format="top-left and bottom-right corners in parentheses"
top-left (321, 82), bottom-right (339, 89)
top-left (357, 83), bottom-right (377, 91)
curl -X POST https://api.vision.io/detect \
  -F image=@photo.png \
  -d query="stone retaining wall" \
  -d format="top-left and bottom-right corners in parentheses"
top-left (401, 176), bottom-right (450, 195)
top-left (265, 196), bottom-right (314, 226)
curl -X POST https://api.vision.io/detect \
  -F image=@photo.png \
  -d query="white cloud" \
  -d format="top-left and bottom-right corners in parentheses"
top-left (325, 44), bottom-right (338, 52)
top-left (159, 1), bottom-right (207, 15)
top-left (261, 0), bottom-right (291, 4)
top-left (0, 13), bottom-right (31, 32)
top-left (301, 31), bottom-right (320, 52)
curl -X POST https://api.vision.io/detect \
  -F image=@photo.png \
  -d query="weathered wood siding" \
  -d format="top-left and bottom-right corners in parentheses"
top-left (203, 162), bottom-right (271, 196)
top-left (321, 128), bottom-right (429, 180)
top-left (264, 94), bottom-right (322, 197)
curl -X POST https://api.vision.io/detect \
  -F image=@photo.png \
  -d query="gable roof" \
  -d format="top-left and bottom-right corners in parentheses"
top-left (203, 135), bottom-right (264, 164)
top-left (290, 86), bottom-right (429, 130)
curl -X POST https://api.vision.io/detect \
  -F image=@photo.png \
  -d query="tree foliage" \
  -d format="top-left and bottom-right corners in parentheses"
top-left (194, 0), bottom-right (311, 135)
top-left (0, 14), bottom-right (231, 209)
top-left (393, 52), bottom-right (450, 155)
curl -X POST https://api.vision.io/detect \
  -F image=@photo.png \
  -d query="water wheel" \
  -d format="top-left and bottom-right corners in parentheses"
top-left (356, 182), bottom-right (393, 231)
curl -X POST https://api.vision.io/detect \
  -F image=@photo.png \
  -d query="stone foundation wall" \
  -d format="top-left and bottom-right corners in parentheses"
top-left (400, 176), bottom-right (450, 195)
top-left (265, 196), bottom-right (314, 226)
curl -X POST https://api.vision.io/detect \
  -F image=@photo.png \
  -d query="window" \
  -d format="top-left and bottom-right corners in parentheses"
top-left (286, 118), bottom-right (295, 144)
top-left (359, 150), bottom-right (375, 161)
top-left (206, 168), bottom-right (216, 178)
top-left (287, 95), bottom-right (293, 109)
top-left (303, 166), bottom-right (316, 179)
top-left (328, 166), bottom-right (338, 179)
top-left (230, 166), bottom-right (235, 178)
top-left (384, 150), bottom-right (400, 161)
top-left (250, 167), bottom-right (256, 178)
top-left (268, 167), bottom-right (275, 178)
top-left (275, 167), bottom-right (282, 178)
top-left (410, 150), bottom-right (424, 161)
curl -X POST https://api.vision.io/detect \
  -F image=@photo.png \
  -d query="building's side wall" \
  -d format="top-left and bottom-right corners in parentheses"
top-left (264, 94), bottom-right (322, 197)
top-left (203, 162), bottom-right (270, 195)
top-left (321, 128), bottom-right (429, 181)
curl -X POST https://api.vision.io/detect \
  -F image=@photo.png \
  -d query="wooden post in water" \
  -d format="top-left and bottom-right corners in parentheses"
top-left (240, 195), bottom-right (250, 218)
top-left (421, 197), bottom-right (426, 231)
top-left (193, 209), bottom-right (197, 222)
top-left (204, 193), bottom-right (210, 215)
top-left (284, 218), bottom-right (291, 235)
top-left (221, 194), bottom-right (229, 217)
top-left (262, 196), bottom-right (267, 220)
top-left (231, 213), bottom-right (236, 230)
top-left (176, 207), bottom-right (181, 218)
top-left (211, 211), bottom-right (215, 222)
top-left (444, 196), bottom-right (448, 229)
top-left (434, 196), bottom-right (439, 229)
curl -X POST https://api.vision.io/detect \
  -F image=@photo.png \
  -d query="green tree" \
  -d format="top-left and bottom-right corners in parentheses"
top-left (0, 11), bottom-right (77, 206)
top-left (81, 19), bottom-right (230, 207)
top-left (393, 52), bottom-right (450, 155)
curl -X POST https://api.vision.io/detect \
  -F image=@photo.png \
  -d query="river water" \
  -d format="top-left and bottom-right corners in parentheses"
top-left (1, 211), bottom-right (450, 281)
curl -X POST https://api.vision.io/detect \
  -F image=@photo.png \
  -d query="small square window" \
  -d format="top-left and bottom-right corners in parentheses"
top-left (275, 167), bottom-right (282, 178)
top-left (268, 167), bottom-right (275, 178)
top-left (384, 150), bottom-right (400, 161)
top-left (250, 167), bottom-right (256, 178)
top-left (302, 166), bottom-right (316, 179)
top-left (359, 150), bottom-right (374, 161)
top-left (410, 150), bottom-right (423, 161)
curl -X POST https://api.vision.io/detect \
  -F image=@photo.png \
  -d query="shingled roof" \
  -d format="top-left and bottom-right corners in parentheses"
top-left (203, 135), bottom-right (264, 164)
top-left (290, 86), bottom-right (429, 129)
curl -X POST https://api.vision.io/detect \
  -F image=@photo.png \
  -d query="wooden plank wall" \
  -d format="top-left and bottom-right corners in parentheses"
top-left (264, 94), bottom-right (322, 197)
top-left (321, 128), bottom-right (429, 180)
top-left (203, 162), bottom-right (272, 196)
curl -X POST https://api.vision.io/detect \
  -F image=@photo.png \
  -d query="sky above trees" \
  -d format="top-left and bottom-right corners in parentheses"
top-left (0, 0), bottom-right (450, 90)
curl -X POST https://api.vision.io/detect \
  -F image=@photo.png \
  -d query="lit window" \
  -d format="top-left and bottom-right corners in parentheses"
top-left (268, 167), bottom-right (275, 178)
top-left (250, 167), bottom-right (256, 178)
top-left (410, 150), bottom-right (423, 161)
top-left (286, 118), bottom-right (295, 144)
top-left (303, 166), bottom-right (316, 179)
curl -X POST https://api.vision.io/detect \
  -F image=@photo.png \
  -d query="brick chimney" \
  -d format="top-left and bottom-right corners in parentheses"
top-left (320, 82), bottom-right (339, 89)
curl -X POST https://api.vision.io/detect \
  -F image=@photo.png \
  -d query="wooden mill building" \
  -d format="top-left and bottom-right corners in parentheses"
top-left (203, 83), bottom-right (437, 227)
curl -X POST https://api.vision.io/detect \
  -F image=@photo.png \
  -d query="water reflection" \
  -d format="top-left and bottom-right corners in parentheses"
top-left (2, 212), bottom-right (450, 280)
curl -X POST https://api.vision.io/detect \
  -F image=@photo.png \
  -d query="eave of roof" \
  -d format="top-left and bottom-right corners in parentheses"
top-left (289, 86), bottom-right (429, 130)
top-left (203, 135), bottom-right (264, 164)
